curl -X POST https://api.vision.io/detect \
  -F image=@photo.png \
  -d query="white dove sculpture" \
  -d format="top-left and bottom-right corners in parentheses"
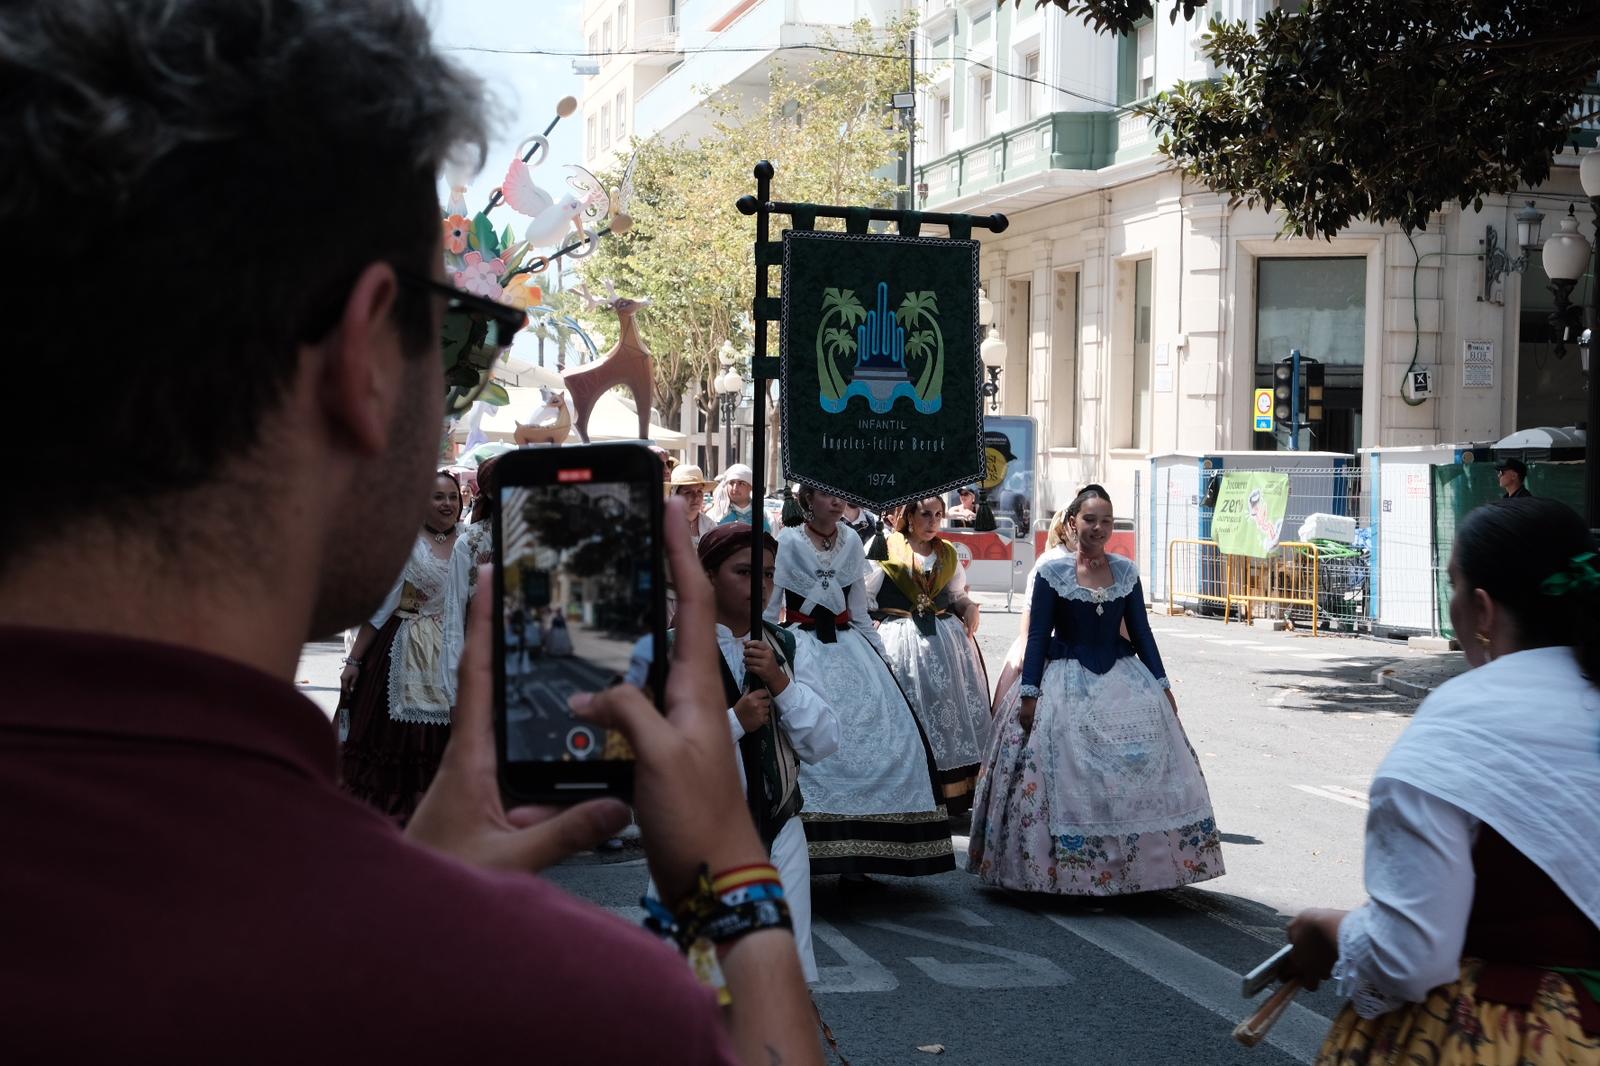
top-left (498, 147), bottom-right (609, 260)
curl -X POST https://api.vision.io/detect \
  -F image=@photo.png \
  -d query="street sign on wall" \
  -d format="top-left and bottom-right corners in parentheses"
top-left (779, 229), bottom-right (983, 508)
top-left (1253, 388), bottom-right (1275, 433)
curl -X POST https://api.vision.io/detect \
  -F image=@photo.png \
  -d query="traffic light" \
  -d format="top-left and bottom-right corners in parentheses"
top-left (1302, 358), bottom-right (1325, 424)
top-left (1273, 358), bottom-right (1294, 431)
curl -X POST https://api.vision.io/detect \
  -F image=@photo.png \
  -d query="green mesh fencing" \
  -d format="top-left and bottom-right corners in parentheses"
top-left (1431, 461), bottom-right (1588, 637)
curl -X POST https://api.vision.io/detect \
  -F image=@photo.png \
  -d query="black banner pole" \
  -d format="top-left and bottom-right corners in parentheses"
top-left (740, 161), bottom-right (774, 641)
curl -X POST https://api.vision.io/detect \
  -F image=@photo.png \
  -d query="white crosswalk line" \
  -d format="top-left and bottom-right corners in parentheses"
top-left (1293, 784), bottom-right (1370, 810)
top-left (1044, 911), bottom-right (1327, 1064)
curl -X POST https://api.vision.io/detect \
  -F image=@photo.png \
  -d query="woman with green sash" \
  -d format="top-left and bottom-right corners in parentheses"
top-left (865, 495), bottom-right (988, 815)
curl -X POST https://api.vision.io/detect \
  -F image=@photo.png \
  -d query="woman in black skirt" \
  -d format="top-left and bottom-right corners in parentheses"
top-left (338, 472), bottom-right (462, 823)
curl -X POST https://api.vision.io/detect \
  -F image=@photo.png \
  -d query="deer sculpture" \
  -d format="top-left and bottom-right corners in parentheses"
top-left (514, 385), bottom-right (572, 446)
top-left (563, 280), bottom-right (654, 443)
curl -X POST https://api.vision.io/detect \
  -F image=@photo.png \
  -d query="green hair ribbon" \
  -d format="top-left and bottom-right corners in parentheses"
top-left (1540, 552), bottom-right (1600, 597)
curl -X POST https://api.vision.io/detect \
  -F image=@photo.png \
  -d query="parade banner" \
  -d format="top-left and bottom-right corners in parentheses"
top-left (779, 229), bottom-right (983, 508)
top-left (1212, 472), bottom-right (1290, 558)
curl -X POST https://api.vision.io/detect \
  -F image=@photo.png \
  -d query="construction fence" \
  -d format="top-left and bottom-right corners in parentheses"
top-left (1152, 461), bottom-right (1371, 633)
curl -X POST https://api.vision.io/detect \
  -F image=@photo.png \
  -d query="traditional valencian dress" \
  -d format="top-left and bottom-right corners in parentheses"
top-left (866, 532), bottom-right (990, 814)
top-left (340, 535), bottom-right (458, 823)
top-left (766, 525), bottom-right (955, 877)
top-left (968, 552), bottom-right (1222, 894)
top-left (1316, 646), bottom-right (1600, 1066)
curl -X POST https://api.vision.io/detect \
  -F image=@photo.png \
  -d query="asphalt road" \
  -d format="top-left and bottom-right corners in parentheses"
top-left (297, 597), bottom-right (1432, 1065)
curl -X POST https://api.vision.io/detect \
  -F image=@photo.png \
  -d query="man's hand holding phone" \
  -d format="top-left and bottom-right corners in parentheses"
top-left (405, 571), bottom-right (631, 873)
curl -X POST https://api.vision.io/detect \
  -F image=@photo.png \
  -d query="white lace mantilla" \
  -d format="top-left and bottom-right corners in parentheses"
top-left (1034, 552), bottom-right (1140, 604)
top-left (773, 525), bottom-right (865, 617)
top-left (384, 537), bottom-right (455, 726)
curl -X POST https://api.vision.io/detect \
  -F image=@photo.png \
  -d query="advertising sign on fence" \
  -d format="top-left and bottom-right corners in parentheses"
top-left (779, 229), bottom-right (983, 508)
top-left (1212, 471), bottom-right (1290, 558)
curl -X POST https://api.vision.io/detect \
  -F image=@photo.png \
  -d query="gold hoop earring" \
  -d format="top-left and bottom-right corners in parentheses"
top-left (1476, 632), bottom-right (1491, 647)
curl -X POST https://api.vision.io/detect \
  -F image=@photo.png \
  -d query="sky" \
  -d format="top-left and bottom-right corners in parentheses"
top-left (425, 0), bottom-right (587, 224)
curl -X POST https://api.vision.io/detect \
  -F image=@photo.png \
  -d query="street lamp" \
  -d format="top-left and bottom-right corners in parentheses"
top-left (715, 344), bottom-right (744, 468)
top-left (1481, 200), bottom-right (1545, 302)
top-left (1578, 152), bottom-right (1600, 527)
top-left (977, 287), bottom-right (1005, 412)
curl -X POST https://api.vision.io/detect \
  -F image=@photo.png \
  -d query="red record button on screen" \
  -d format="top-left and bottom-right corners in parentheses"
top-left (557, 468), bottom-right (593, 483)
top-left (566, 727), bottom-right (597, 757)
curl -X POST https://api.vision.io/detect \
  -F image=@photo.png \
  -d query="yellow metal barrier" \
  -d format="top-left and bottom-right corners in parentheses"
top-left (1166, 538), bottom-right (1231, 614)
top-left (1165, 539), bottom-right (1322, 635)
top-left (1223, 540), bottom-right (1320, 635)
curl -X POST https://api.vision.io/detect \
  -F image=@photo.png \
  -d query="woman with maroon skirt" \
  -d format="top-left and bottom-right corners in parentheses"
top-left (338, 471), bottom-right (463, 823)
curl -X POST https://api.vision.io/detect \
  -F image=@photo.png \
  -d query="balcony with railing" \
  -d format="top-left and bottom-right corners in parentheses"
top-left (916, 107), bottom-right (1162, 210)
top-left (634, 14), bottom-right (680, 65)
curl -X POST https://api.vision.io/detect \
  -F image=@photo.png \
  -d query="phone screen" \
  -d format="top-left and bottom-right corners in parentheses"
top-left (497, 476), bottom-right (657, 768)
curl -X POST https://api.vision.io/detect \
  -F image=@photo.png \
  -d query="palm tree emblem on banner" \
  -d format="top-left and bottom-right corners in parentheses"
top-left (816, 282), bottom-right (944, 414)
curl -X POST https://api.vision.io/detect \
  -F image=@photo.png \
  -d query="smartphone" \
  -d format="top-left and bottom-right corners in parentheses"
top-left (492, 442), bottom-right (667, 804)
top-left (1242, 944), bottom-right (1294, 997)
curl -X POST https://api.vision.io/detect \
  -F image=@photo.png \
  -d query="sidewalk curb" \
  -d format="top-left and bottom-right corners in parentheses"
top-left (1372, 663), bottom-right (1432, 700)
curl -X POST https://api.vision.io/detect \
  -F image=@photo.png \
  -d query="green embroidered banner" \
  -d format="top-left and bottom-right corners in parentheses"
top-left (779, 229), bottom-right (983, 508)
top-left (1212, 472), bottom-right (1291, 558)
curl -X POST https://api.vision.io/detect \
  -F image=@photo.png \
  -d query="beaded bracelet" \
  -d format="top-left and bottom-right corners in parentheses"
top-left (642, 864), bottom-right (792, 1008)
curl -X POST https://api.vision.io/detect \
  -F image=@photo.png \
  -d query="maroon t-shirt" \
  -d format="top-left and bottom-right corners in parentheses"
top-left (0, 626), bottom-right (738, 1064)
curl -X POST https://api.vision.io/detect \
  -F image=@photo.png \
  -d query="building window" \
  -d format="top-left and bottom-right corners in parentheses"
top-left (1111, 258), bottom-right (1154, 449)
top-left (935, 93), bottom-right (951, 156)
top-left (615, 90), bottom-right (627, 140)
top-left (974, 73), bottom-right (993, 139)
top-left (1050, 270), bottom-right (1079, 448)
top-left (1136, 22), bottom-right (1156, 99)
top-left (586, 115), bottom-right (596, 158)
top-left (1131, 258), bottom-right (1153, 449)
top-left (589, 31), bottom-right (599, 58)
top-left (1254, 256), bottom-right (1366, 453)
top-left (1117, 20), bottom-right (1157, 104)
top-left (602, 18), bottom-right (612, 58)
top-left (972, 10), bottom-right (992, 45)
top-left (616, 2), bottom-right (627, 47)
top-left (1021, 50), bottom-right (1042, 121)
top-left (601, 103), bottom-right (613, 146)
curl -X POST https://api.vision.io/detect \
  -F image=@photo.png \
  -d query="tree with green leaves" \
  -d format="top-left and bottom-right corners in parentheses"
top-left (580, 13), bottom-right (923, 441)
top-left (1028, 0), bottom-right (1599, 238)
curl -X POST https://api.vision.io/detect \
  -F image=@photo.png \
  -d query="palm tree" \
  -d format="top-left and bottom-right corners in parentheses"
top-left (817, 287), bottom-right (866, 401)
top-left (896, 291), bottom-right (944, 405)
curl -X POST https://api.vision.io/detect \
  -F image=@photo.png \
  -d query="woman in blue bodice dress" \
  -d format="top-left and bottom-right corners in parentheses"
top-left (968, 486), bottom-right (1223, 895)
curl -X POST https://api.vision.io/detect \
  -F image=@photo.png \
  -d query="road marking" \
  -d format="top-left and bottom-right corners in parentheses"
top-left (812, 920), bottom-right (900, 994)
top-left (1293, 784), bottom-right (1370, 810)
top-left (1043, 911), bottom-right (1328, 1065)
top-left (860, 919), bottom-right (1072, 989)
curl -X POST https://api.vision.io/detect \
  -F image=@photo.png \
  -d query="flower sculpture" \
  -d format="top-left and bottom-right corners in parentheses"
top-left (438, 95), bottom-right (635, 417)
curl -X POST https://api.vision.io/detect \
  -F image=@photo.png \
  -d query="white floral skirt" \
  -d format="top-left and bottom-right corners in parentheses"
top-left (968, 655), bottom-right (1224, 895)
top-left (878, 614), bottom-right (990, 813)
